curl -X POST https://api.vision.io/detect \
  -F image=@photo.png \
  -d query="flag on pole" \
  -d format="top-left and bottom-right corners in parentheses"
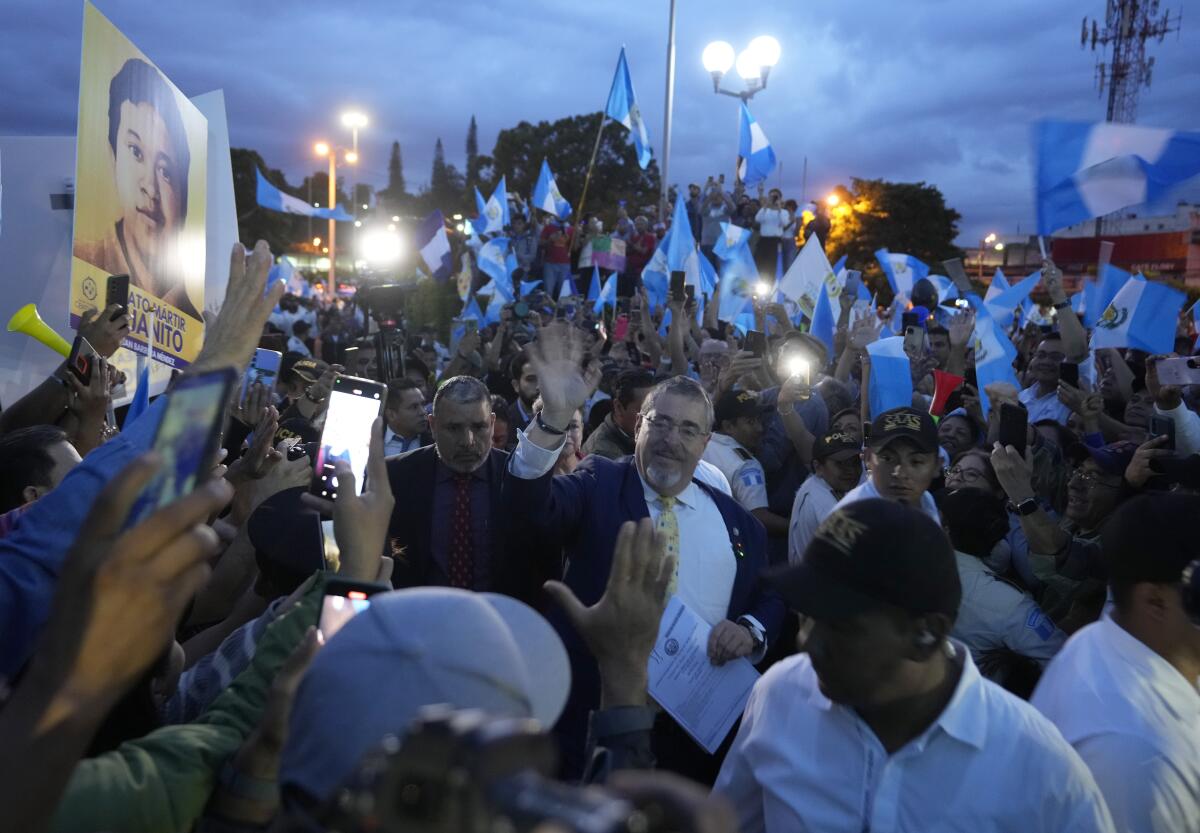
top-left (779, 237), bottom-right (837, 319)
top-left (415, 210), bottom-right (453, 281)
top-left (1090, 274), bottom-right (1186, 355)
top-left (985, 270), bottom-right (1042, 319)
top-left (972, 303), bottom-right (1021, 415)
top-left (713, 222), bottom-right (752, 262)
top-left (586, 266), bottom-right (601, 302)
top-left (558, 272), bottom-right (577, 301)
top-left (1084, 264), bottom-right (1132, 329)
top-left (532, 159), bottom-right (572, 220)
top-left (605, 47), bottom-right (653, 169)
top-left (256, 169), bottom-right (351, 220)
top-left (865, 337), bottom-right (913, 418)
top-left (737, 102), bottom-right (777, 188)
top-left (1035, 120), bottom-right (1200, 235)
top-left (477, 237), bottom-right (512, 289)
top-left (461, 295), bottom-right (484, 321)
top-left (875, 249), bottom-right (930, 302)
top-left (810, 283), bottom-right (836, 358)
top-left (593, 272), bottom-right (617, 314)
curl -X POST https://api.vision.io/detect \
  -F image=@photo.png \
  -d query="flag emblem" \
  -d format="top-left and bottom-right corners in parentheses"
top-left (1097, 304), bottom-right (1128, 329)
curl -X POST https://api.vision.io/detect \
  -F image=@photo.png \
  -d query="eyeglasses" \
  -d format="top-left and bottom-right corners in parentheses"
top-left (946, 465), bottom-right (984, 482)
top-left (1032, 351), bottom-right (1066, 362)
top-left (644, 413), bottom-right (708, 442)
top-left (1069, 469), bottom-right (1121, 490)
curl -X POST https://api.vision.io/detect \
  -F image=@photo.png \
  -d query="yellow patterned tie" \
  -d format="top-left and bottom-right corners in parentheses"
top-left (656, 495), bottom-right (681, 595)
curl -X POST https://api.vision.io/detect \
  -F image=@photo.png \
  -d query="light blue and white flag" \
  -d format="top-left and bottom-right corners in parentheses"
top-left (972, 303), bottom-right (1021, 415)
top-left (478, 177), bottom-right (510, 235)
top-left (1035, 120), bottom-right (1200, 235)
top-left (1084, 264), bottom-right (1132, 329)
top-left (698, 250), bottom-right (719, 297)
top-left (481, 293), bottom-right (503, 326)
top-left (1090, 274), bottom-right (1186, 355)
top-left (713, 222), bottom-right (752, 262)
top-left (532, 159), bottom-right (572, 220)
top-left (605, 48), bottom-right (653, 169)
top-left (737, 103), bottom-right (777, 188)
top-left (865, 337), bottom-right (913, 418)
top-left (779, 237), bottom-right (837, 320)
top-left (875, 249), bottom-right (930, 302)
top-left (586, 266), bottom-right (601, 302)
top-left (810, 283), bottom-right (837, 359)
top-left (642, 195), bottom-right (701, 304)
top-left (461, 295), bottom-right (484, 322)
top-left (256, 169), bottom-right (352, 220)
top-left (926, 274), bottom-right (958, 305)
top-left (520, 279), bottom-right (542, 296)
top-left (985, 270), bottom-right (1042, 320)
top-left (477, 237), bottom-right (512, 288)
top-left (558, 272), bottom-right (578, 301)
top-left (593, 272), bottom-right (617, 314)
top-left (416, 210), bottom-right (453, 282)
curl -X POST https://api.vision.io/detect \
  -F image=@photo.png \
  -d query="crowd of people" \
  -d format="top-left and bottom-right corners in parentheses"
top-left (0, 174), bottom-right (1198, 833)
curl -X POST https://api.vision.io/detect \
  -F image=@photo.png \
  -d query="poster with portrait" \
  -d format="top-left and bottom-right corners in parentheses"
top-left (70, 1), bottom-right (207, 368)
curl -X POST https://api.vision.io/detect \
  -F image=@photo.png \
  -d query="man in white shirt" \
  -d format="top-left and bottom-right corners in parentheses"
top-left (702, 389), bottom-right (789, 537)
top-left (1018, 334), bottom-right (1073, 424)
top-left (834, 407), bottom-right (941, 522)
top-left (788, 431), bottom-right (863, 564)
top-left (382, 378), bottom-right (430, 458)
top-left (1032, 494), bottom-right (1200, 833)
top-left (714, 498), bottom-right (1115, 833)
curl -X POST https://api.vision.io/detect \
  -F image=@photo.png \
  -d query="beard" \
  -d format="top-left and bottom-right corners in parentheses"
top-left (645, 459), bottom-right (685, 493)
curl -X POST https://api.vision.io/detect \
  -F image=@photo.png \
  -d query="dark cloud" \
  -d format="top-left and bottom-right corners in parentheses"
top-left (1, 0), bottom-right (1196, 246)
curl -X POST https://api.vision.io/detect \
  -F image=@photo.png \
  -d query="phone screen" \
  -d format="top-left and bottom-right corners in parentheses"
top-left (1059, 362), bottom-right (1079, 388)
top-left (129, 367), bottom-right (237, 524)
top-left (318, 591), bottom-right (373, 640)
top-left (998, 403), bottom-right (1028, 458)
top-left (669, 271), bottom-right (686, 302)
top-left (243, 348), bottom-right (282, 398)
top-left (313, 375), bottom-right (384, 499)
top-left (612, 314), bottom-right (630, 342)
top-left (745, 330), bottom-right (766, 358)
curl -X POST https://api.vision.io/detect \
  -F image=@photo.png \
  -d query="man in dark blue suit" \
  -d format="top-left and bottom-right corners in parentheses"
top-left (505, 324), bottom-right (786, 782)
top-left (385, 375), bottom-right (559, 606)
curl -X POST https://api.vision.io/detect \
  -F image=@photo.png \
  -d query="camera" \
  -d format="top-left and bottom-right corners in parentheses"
top-left (319, 706), bottom-right (666, 833)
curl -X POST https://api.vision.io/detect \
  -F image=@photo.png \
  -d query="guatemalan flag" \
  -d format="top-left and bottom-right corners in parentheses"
top-left (972, 303), bottom-right (1021, 415)
top-left (415, 210), bottom-right (453, 282)
top-left (1090, 274), bottom-right (1186, 355)
top-left (713, 222), bottom-right (752, 262)
top-left (605, 47), bottom-right (653, 169)
top-left (532, 159), bottom-right (572, 220)
top-left (1035, 120), bottom-right (1200, 235)
top-left (480, 177), bottom-right (510, 235)
top-left (477, 237), bottom-right (512, 290)
top-left (865, 337), bottom-right (913, 419)
top-left (737, 103), bottom-right (777, 188)
top-left (593, 272), bottom-right (617, 314)
top-left (256, 169), bottom-right (351, 220)
top-left (875, 249), bottom-right (930, 302)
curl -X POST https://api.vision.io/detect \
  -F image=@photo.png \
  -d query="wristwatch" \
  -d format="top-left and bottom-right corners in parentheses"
top-left (1007, 497), bottom-right (1040, 516)
top-left (737, 616), bottom-right (766, 651)
top-left (1052, 300), bottom-right (1071, 311)
top-left (535, 411), bottom-right (566, 435)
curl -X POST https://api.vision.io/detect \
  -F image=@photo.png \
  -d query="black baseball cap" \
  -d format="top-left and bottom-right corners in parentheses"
top-left (767, 499), bottom-right (961, 621)
top-left (867, 407), bottom-right (939, 454)
top-left (714, 389), bottom-right (760, 426)
top-left (248, 487), bottom-right (325, 576)
top-left (1103, 493), bottom-right (1200, 588)
top-left (813, 431), bottom-right (862, 462)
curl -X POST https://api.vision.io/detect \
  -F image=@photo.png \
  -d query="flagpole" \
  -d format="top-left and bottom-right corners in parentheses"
top-left (660, 0), bottom-right (677, 220)
top-left (576, 115), bottom-right (608, 228)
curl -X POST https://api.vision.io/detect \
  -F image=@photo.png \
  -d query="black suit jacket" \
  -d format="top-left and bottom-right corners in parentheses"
top-left (384, 445), bottom-right (558, 606)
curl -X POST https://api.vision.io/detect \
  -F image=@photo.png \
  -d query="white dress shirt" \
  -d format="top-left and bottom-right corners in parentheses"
top-left (511, 429), bottom-right (756, 635)
top-left (1019, 384), bottom-right (1073, 425)
top-left (1032, 614), bottom-right (1200, 833)
top-left (787, 474), bottom-right (839, 565)
top-left (714, 645), bottom-right (1115, 833)
top-left (383, 428), bottom-right (424, 458)
top-left (833, 477), bottom-right (940, 523)
top-left (754, 207), bottom-right (791, 238)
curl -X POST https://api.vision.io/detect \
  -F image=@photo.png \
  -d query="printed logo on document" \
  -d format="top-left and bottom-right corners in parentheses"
top-left (664, 638), bottom-right (680, 656)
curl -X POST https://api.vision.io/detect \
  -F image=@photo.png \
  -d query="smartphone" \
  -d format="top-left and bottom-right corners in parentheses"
top-left (312, 375), bottom-right (385, 500)
top-left (901, 312), bottom-right (919, 330)
top-left (129, 367), bottom-right (238, 525)
top-left (463, 319), bottom-right (478, 336)
top-left (318, 576), bottom-right (392, 641)
top-left (998, 403), bottom-right (1028, 458)
top-left (105, 273), bottom-right (129, 319)
top-left (612, 314), bottom-right (630, 342)
top-left (243, 348), bottom-right (282, 399)
top-left (67, 334), bottom-right (97, 385)
top-left (1155, 357), bottom-right (1200, 387)
top-left (1059, 361), bottom-right (1079, 388)
top-left (1097, 352), bottom-right (1114, 376)
top-left (942, 258), bottom-right (974, 296)
top-left (669, 271), bottom-right (686, 302)
top-left (684, 284), bottom-right (696, 302)
top-left (843, 271), bottom-right (863, 299)
top-left (1149, 414), bottom-right (1175, 451)
top-left (903, 325), bottom-right (926, 356)
top-left (259, 333), bottom-right (286, 354)
top-left (745, 330), bottom-right (766, 358)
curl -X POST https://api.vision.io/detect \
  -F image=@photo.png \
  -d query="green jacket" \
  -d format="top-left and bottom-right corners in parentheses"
top-left (49, 579), bottom-right (323, 833)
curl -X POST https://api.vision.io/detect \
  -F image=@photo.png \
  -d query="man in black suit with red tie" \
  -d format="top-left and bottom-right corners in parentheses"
top-left (384, 375), bottom-right (558, 605)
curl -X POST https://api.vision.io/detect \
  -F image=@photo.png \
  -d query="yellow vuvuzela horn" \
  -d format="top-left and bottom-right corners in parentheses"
top-left (7, 303), bottom-right (72, 358)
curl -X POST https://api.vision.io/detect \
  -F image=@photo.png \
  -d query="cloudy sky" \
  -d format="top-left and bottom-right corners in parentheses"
top-left (2, 0), bottom-right (1197, 244)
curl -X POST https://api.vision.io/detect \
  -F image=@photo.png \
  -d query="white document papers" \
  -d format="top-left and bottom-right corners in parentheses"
top-left (647, 596), bottom-right (760, 753)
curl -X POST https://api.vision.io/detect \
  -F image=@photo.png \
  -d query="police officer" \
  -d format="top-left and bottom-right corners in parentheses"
top-left (703, 389), bottom-right (791, 540)
top-left (940, 488), bottom-right (1066, 690)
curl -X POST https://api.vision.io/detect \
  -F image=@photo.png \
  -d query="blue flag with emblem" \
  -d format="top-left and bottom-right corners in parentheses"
top-left (1090, 274), bottom-right (1186, 355)
top-left (737, 102), bottom-right (777, 188)
top-left (713, 222), bottom-right (752, 262)
top-left (1084, 264), bottom-right (1132, 329)
top-left (865, 337), bottom-right (913, 418)
top-left (532, 159), bottom-right (572, 220)
top-left (477, 237), bottom-right (512, 289)
top-left (875, 249), bottom-right (929, 301)
top-left (972, 302), bottom-right (1021, 415)
top-left (605, 47), bottom-right (653, 169)
top-left (1035, 120), bottom-right (1200, 235)
top-left (256, 169), bottom-right (352, 220)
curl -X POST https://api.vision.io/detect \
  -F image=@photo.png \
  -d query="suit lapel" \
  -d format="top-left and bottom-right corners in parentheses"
top-left (620, 459), bottom-right (651, 521)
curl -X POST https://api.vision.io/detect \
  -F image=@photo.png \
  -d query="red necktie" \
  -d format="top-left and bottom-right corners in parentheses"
top-left (448, 474), bottom-right (474, 589)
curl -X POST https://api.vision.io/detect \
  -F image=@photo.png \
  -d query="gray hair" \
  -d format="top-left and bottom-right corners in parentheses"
top-left (640, 375), bottom-right (714, 433)
top-left (432, 375), bottom-right (490, 414)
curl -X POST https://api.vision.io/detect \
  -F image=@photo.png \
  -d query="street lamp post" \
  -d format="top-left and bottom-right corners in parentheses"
top-left (312, 112), bottom-right (367, 298)
top-left (978, 232), bottom-right (997, 279)
top-left (703, 36), bottom-right (780, 183)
